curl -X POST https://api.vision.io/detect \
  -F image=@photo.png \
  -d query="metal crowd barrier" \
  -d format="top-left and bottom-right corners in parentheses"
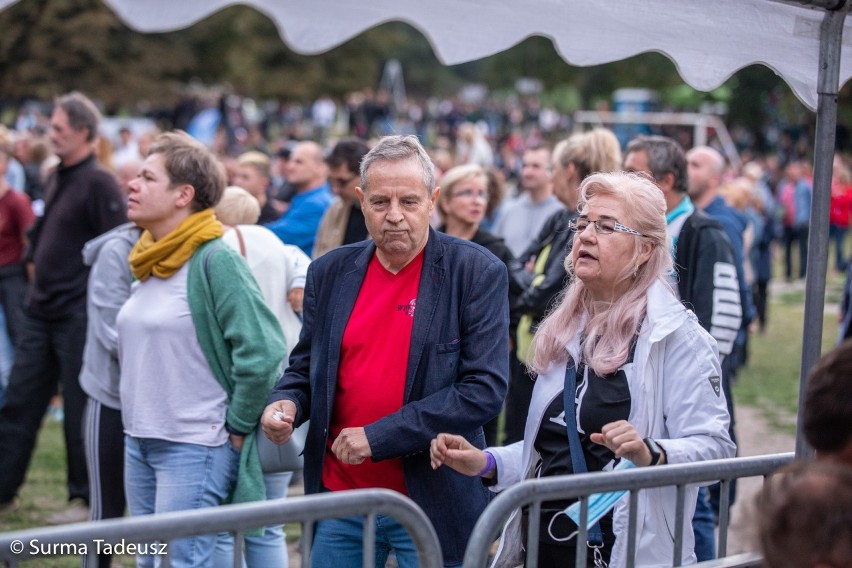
top-left (0, 488), bottom-right (442, 568)
top-left (693, 552), bottom-right (763, 568)
top-left (464, 452), bottom-right (794, 568)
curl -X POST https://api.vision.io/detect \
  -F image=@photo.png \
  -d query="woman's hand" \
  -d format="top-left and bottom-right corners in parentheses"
top-left (430, 433), bottom-right (492, 478)
top-left (590, 420), bottom-right (659, 467)
top-left (229, 433), bottom-right (245, 451)
top-left (288, 288), bottom-right (304, 313)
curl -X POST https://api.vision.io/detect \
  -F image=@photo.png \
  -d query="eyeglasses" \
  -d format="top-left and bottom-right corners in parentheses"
top-left (329, 175), bottom-right (357, 188)
top-left (451, 188), bottom-right (490, 202)
top-left (569, 216), bottom-right (644, 237)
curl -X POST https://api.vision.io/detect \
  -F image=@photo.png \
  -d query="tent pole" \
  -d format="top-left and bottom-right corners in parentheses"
top-left (796, 1), bottom-right (848, 458)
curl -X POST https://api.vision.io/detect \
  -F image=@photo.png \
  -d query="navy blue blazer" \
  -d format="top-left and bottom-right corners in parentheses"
top-left (269, 227), bottom-right (510, 564)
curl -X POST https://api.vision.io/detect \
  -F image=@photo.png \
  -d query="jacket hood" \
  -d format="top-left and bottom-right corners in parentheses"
top-left (565, 278), bottom-right (689, 361)
top-left (82, 222), bottom-right (141, 267)
top-left (644, 278), bottom-right (691, 342)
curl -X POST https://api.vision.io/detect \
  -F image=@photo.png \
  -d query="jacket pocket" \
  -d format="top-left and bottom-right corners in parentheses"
top-left (430, 341), bottom-right (462, 378)
top-left (435, 340), bottom-right (461, 355)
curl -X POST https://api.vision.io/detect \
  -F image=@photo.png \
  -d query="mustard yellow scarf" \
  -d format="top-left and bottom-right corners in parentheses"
top-left (129, 209), bottom-right (223, 281)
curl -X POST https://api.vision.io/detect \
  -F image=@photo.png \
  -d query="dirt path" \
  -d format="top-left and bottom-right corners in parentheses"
top-left (725, 404), bottom-right (795, 555)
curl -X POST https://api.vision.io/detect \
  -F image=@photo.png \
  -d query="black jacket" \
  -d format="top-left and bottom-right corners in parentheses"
top-left (674, 210), bottom-right (742, 357)
top-left (512, 208), bottom-right (577, 325)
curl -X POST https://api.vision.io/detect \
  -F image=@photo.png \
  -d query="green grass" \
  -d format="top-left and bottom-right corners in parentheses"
top-left (734, 298), bottom-right (838, 435)
top-left (732, 229), bottom-right (847, 434)
top-left (0, 419), bottom-right (120, 567)
top-left (0, 419), bottom-right (68, 531)
top-left (734, 234), bottom-right (845, 436)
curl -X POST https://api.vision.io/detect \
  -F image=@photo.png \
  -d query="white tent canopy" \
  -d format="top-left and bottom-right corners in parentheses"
top-left (1, 0), bottom-right (847, 109)
top-left (46, 0), bottom-right (852, 110)
top-left (2, 0), bottom-right (848, 455)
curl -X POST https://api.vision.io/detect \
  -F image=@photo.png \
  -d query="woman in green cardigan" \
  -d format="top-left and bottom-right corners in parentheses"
top-left (116, 131), bottom-right (285, 568)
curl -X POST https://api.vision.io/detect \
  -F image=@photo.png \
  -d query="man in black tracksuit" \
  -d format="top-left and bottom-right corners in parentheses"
top-left (624, 135), bottom-right (741, 563)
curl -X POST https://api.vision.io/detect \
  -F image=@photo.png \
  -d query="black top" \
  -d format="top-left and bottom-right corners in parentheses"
top-left (535, 352), bottom-right (633, 482)
top-left (26, 155), bottom-right (126, 320)
top-left (342, 204), bottom-right (369, 245)
top-left (258, 200), bottom-right (282, 225)
top-left (528, 342), bottom-right (635, 553)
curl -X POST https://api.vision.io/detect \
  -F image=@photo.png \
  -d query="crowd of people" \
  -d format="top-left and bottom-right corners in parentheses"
top-left (0, 89), bottom-right (849, 568)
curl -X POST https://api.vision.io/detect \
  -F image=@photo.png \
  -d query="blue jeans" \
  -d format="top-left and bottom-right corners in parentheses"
top-left (692, 487), bottom-right (716, 562)
top-left (124, 436), bottom-right (240, 568)
top-left (310, 514), bottom-right (418, 568)
top-left (830, 224), bottom-right (848, 271)
top-left (214, 471), bottom-right (293, 567)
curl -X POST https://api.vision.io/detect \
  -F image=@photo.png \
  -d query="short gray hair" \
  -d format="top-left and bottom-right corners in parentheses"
top-left (55, 92), bottom-right (101, 143)
top-left (360, 135), bottom-right (435, 194)
top-left (625, 135), bottom-right (688, 193)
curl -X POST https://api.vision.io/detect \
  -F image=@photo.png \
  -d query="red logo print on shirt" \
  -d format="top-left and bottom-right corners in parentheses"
top-left (397, 298), bottom-right (416, 317)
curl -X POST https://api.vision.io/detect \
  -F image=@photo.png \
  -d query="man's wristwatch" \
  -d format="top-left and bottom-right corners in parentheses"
top-left (643, 437), bottom-right (665, 466)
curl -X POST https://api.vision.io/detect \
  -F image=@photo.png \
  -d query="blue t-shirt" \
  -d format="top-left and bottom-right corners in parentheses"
top-left (266, 183), bottom-right (333, 256)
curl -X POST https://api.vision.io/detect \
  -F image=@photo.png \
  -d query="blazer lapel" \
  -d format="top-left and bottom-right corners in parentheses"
top-left (326, 243), bottom-right (373, 418)
top-left (405, 228), bottom-right (445, 402)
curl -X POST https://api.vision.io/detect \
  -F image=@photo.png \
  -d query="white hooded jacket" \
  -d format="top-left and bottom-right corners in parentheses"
top-left (487, 279), bottom-right (736, 567)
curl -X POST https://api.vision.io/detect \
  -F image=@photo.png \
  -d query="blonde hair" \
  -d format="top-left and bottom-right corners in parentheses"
top-left (554, 128), bottom-right (622, 180)
top-left (437, 164), bottom-right (487, 219)
top-left (720, 177), bottom-right (753, 211)
top-left (95, 135), bottom-right (115, 173)
top-left (214, 185), bottom-right (261, 226)
top-left (834, 154), bottom-right (852, 185)
top-left (530, 172), bottom-right (672, 375)
top-left (237, 150), bottom-right (271, 179)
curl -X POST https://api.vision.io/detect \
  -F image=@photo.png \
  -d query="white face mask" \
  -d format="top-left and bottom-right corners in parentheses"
top-left (550, 458), bottom-right (637, 542)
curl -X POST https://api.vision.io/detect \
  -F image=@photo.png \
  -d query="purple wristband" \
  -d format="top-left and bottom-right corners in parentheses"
top-left (477, 451), bottom-right (496, 477)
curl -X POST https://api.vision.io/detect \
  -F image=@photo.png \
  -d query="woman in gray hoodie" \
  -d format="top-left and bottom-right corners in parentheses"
top-left (79, 221), bottom-right (141, 568)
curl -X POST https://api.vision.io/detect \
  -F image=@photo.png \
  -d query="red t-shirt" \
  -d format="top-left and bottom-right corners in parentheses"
top-left (0, 189), bottom-right (35, 267)
top-left (322, 250), bottom-right (425, 495)
top-left (830, 181), bottom-right (852, 227)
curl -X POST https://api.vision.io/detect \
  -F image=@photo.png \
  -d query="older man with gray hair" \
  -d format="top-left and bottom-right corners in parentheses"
top-left (0, 92), bottom-right (127, 523)
top-left (262, 135), bottom-right (509, 567)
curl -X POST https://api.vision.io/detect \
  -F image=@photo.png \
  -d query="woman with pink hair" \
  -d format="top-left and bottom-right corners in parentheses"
top-left (431, 172), bottom-right (735, 567)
